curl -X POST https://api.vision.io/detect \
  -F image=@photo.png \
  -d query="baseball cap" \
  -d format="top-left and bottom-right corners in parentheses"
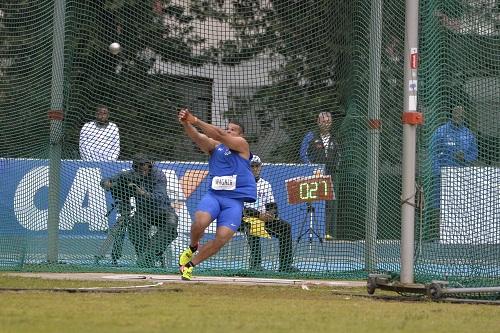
top-left (132, 153), bottom-right (151, 164)
top-left (250, 155), bottom-right (262, 165)
top-left (132, 153), bottom-right (152, 170)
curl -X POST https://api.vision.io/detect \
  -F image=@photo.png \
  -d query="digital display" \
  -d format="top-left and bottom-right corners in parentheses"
top-left (285, 175), bottom-right (334, 204)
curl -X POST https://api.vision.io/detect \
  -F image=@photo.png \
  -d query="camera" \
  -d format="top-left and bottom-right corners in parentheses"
top-left (108, 175), bottom-right (136, 215)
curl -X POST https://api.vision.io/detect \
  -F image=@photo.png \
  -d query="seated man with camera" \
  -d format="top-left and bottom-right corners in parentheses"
top-left (240, 155), bottom-right (299, 272)
top-left (98, 153), bottom-right (178, 267)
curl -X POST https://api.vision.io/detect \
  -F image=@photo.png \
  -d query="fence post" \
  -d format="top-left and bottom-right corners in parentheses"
top-left (47, 0), bottom-right (66, 263)
top-left (365, 0), bottom-right (383, 271)
top-left (400, 0), bottom-right (421, 284)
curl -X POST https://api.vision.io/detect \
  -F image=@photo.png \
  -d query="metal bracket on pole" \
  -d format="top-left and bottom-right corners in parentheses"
top-left (367, 274), bottom-right (427, 296)
top-left (401, 195), bottom-right (417, 208)
top-left (401, 112), bottom-right (423, 125)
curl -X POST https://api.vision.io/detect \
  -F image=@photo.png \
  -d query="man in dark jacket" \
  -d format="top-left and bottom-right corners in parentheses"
top-left (98, 154), bottom-right (178, 267)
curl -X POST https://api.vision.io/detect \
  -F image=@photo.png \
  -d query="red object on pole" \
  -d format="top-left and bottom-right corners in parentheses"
top-left (402, 112), bottom-right (423, 125)
top-left (410, 53), bottom-right (418, 69)
top-left (48, 109), bottom-right (64, 120)
top-left (368, 119), bottom-right (382, 129)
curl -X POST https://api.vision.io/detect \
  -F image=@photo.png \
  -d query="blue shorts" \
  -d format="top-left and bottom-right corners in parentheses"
top-left (196, 192), bottom-right (244, 232)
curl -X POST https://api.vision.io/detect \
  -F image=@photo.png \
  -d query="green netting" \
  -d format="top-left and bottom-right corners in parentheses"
top-left (0, 0), bottom-right (499, 292)
top-left (417, 0), bottom-right (500, 289)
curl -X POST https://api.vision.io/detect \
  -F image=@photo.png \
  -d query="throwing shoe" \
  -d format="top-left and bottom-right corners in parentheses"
top-left (179, 265), bottom-right (194, 281)
top-left (178, 246), bottom-right (196, 266)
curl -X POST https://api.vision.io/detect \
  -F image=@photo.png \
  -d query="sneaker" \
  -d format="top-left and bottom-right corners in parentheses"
top-left (324, 234), bottom-right (334, 241)
top-left (179, 246), bottom-right (194, 266)
top-left (179, 265), bottom-right (194, 281)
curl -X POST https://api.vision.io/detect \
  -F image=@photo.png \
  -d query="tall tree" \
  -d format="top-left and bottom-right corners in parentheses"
top-left (215, 0), bottom-right (354, 162)
top-left (1, 0), bottom-right (355, 163)
top-left (63, 0), bottom-right (214, 160)
top-left (0, 1), bottom-right (54, 157)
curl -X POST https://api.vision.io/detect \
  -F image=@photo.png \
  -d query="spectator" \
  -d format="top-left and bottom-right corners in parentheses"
top-left (99, 153), bottom-right (178, 267)
top-left (429, 104), bottom-right (478, 238)
top-left (240, 155), bottom-right (299, 272)
top-left (431, 104), bottom-right (478, 190)
top-left (79, 105), bottom-right (120, 160)
top-left (300, 111), bottom-right (340, 240)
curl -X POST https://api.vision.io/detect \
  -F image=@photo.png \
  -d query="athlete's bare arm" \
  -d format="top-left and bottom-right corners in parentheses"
top-left (179, 108), bottom-right (250, 159)
top-left (178, 109), bottom-right (217, 154)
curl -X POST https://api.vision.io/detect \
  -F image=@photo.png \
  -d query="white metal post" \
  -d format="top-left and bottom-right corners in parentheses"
top-left (400, 0), bottom-right (420, 284)
top-left (47, 0), bottom-right (66, 263)
top-left (365, 0), bottom-right (383, 271)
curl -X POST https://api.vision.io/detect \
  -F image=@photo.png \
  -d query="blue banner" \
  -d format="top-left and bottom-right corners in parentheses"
top-left (0, 159), bottom-right (326, 238)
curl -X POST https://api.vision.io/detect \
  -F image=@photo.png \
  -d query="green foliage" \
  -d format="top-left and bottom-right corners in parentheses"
top-left (222, 0), bottom-right (353, 162)
top-left (0, 0), bottom-right (354, 162)
top-left (62, 0), bottom-right (209, 160)
top-left (0, 1), bottom-right (53, 157)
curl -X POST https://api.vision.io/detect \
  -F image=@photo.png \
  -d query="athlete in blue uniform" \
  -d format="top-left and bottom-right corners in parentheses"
top-left (178, 107), bottom-right (256, 280)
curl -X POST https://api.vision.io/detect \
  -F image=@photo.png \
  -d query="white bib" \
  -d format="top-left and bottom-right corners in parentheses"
top-left (212, 175), bottom-right (237, 191)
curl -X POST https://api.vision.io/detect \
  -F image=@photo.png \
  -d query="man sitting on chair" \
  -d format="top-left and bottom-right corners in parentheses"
top-left (241, 155), bottom-right (299, 272)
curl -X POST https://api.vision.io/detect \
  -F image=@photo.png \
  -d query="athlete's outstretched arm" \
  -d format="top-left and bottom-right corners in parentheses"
top-left (179, 108), bottom-right (249, 158)
top-left (179, 111), bottom-right (217, 154)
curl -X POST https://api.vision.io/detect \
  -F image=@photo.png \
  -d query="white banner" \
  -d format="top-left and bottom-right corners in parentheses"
top-left (440, 167), bottom-right (500, 244)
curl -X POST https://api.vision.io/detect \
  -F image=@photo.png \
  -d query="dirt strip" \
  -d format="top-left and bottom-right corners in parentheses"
top-left (7, 272), bottom-right (367, 287)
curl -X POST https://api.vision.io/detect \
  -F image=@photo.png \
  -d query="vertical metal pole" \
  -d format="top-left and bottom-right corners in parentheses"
top-left (400, 0), bottom-right (420, 284)
top-left (308, 205), bottom-right (313, 253)
top-left (47, 0), bottom-right (66, 263)
top-left (365, 0), bottom-right (383, 271)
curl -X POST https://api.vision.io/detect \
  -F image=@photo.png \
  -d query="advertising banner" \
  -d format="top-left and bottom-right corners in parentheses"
top-left (0, 159), bottom-right (326, 238)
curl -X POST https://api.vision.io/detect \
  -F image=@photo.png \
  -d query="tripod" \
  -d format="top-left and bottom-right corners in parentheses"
top-left (95, 200), bottom-right (130, 266)
top-left (296, 202), bottom-right (324, 253)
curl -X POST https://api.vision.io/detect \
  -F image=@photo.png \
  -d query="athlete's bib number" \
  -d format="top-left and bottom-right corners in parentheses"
top-left (212, 175), bottom-right (237, 191)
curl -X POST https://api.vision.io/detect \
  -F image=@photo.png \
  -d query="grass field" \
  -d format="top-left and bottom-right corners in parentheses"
top-left (0, 274), bottom-right (499, 333)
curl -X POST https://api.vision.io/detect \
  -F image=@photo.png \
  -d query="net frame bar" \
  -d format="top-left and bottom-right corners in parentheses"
top-left (47, 0), bottom-right (66, 263)
top-left (399, 0), bottom-right (421, 285)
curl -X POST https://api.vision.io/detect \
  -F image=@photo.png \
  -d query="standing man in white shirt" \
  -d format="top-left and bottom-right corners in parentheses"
top-left (79, 105), bottom-right (120, 161)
